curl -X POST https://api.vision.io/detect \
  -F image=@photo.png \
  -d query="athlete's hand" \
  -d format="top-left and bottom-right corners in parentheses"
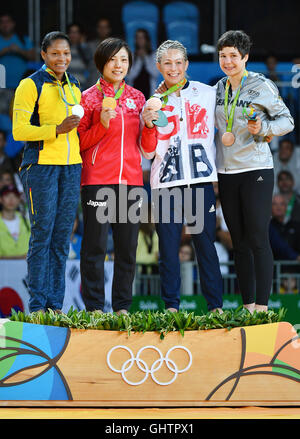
top-left (56, 115), bottom-right (80, 135)
top-left (142, 107), bottom-right (159, 129)
top-left (247, 115), bottom-right (262, 135)
top-left (100, 107), bottom-right (117, 129)
top-left (265, 135), bottom-right (273, 143)
top-left (154, 81), bottom-right (167, 95)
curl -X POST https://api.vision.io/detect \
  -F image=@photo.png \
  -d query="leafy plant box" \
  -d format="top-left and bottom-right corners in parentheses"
top-left (0, 310), bottom-right (299, 406)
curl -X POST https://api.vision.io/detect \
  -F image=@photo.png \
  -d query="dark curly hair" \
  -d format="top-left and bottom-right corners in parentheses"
top-left (217, 30), bottom-right (252, 58)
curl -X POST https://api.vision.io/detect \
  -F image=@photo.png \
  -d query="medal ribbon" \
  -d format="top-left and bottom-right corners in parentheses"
top-left (96, 79), bottom-right (126, 103)
top-left (152, 78), bottom-right (187, 108)
top-left (224, 70), bottom-right (248, 133)
top-left (285, 193), bottom-right (295, 223)
top-left (42, 64), bottom-right (78, 106)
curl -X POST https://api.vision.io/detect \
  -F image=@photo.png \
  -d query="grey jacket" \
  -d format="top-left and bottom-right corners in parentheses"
top-left (215, 71), bottom-right (294, 172)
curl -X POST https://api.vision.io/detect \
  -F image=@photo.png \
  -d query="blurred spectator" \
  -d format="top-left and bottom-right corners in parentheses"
top-left (0, 184), bottom-right (30, 259)
top-left (105, 225), bottom-right (114, 261)
top-left (0, 129), bottom-right (14, 173)
top-left (0, 169), bottom-right (14, 190)
top-left (68, 214), bottom-right (82, 259)
top-left (214, 241), bottom-right (229, 275)
top-left (136, 208), bottom-right (159, 274)
top-left (127, 28), bottom-right (159, 99)
top-left (88, 17), bottom-right (112, 50)
top-left (141, 156), bottom-right (151, 199)
top-left (86, 17), bottom-right (113, 88)
top-left (273, 139), bottom-right (300, 194)
top-left (179, 241), bottom-right (194, 262)
top-left (0, 13), bottom-right (35, 89)
top-left (277, 170), bottom-right (300, 222)
top-left (213, 181), bottom-right (233, 253)
top-left (269, 194), bottom-right (300, 262)
top-left (179, 240), bottom-right (195, 296)
top-left (279, 277), bottom-right (298, 294)
top-left (67, 23), bottom-right (92, 90)
top-left (265, 54), bottom-right (281, 83)
top-left (0, 126), bottom-right (24, 173)
top-left (270, 193), bottom-right (300, 294)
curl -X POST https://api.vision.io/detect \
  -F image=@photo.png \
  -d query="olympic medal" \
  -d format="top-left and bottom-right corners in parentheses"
top-left (153, 110), bottom-right (168, 127)
top-left (71, 104), bottom-right (84, 118)
top-left (222, 132), bottom-right (235, 147)
top-left (146, 97), bottom-right (162, 111)
top-left (102, 97), bottom-right (117, 109)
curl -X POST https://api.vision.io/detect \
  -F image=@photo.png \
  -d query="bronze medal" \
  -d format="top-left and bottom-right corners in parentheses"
top-left (146, 97), bottom-right (162, 111)
top-left (222, 132), bottom-right (235, 147)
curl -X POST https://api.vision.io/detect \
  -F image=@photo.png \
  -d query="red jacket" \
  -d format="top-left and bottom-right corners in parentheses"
top-left (78, 78), bottom-right (145, 186)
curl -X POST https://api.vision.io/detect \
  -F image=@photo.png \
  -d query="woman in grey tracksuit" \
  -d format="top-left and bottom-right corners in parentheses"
top-left (215, 30), bottom-right (294, 313)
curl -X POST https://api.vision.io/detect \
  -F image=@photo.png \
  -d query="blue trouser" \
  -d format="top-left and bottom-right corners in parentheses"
top-left (20, 164), bottom-right (81, 312)
top-left (154, 183), bottom-right (223, 311)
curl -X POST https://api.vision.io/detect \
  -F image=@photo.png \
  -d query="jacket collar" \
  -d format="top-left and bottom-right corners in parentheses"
top-left (98, 77), bottom-right (126, 96)
top-left (41, 64), bottom-right (78, 85)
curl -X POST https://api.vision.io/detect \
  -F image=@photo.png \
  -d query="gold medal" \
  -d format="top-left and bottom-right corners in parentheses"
top-left (102, 97), bottom-right (117, 109)
top-left (222, 132), bottom-right (235, 147)
top-left (146, 97), bottom-right (162, 111)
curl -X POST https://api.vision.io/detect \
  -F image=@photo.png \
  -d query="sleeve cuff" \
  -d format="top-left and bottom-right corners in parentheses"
top-left (258, 120), bottom-right (270, 137)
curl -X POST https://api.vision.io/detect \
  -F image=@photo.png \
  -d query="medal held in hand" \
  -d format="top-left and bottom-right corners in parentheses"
top-left (147, 78), bottom-right (187, 128)
top-left (146, 96), bottom-right (162, 111)
top-left (42, 64), bottom-right (84, 118)
top-left (222, 70), bottom-right (248, 147)
top-left (146, 95), bottom-right (168, 127)
top-left (97, 80), bottom-right (125, 112)
top-left (72, 104), bottom-right (85, 118)
top-left (102, 97), bottom-right (117, 109)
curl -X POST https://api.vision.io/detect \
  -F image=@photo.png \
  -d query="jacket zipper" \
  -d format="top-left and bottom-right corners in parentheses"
top-left (118, 105), bottom-right (125, 183)
top-left (92, 145), bottom-right (99, 165)
top-left (62, 83), bottom-right (71, 164)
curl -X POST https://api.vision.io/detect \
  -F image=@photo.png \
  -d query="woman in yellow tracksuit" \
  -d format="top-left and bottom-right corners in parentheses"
top-left (13, 31), bottom-right (82, 313)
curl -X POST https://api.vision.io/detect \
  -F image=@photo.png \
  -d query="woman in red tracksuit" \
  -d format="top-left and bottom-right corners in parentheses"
top-left (78, 38), bottom-right (145, 314)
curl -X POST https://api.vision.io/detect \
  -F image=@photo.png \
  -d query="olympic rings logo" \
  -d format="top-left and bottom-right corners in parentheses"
top-left (106, 345), bottom-right (192, 386)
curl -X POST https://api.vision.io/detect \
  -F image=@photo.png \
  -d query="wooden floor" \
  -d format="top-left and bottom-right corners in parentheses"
top-left (0, 407), bottom-right (300, 419)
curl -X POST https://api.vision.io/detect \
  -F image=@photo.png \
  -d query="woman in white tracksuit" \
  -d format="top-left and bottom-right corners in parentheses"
top-left (141, 40), bottom-right (223, 313)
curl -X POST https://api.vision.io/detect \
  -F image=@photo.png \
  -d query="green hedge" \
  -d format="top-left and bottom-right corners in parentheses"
top-left (10, 306), bottom-right (286, 339)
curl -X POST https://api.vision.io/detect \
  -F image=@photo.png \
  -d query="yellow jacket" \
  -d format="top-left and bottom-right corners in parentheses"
top-left (13, 67), bottom-right (82, 168)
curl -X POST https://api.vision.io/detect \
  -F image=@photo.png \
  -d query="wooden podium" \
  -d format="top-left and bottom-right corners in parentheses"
top-left (0, 319), bottom-right (299, 406)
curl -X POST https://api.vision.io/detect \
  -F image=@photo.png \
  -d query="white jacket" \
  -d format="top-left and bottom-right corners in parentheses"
top-left (141, 80), bottom-right (218, 189)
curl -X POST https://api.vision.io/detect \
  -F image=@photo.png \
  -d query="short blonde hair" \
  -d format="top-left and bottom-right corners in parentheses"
top-left (156, 40), bottom-right (188, 63)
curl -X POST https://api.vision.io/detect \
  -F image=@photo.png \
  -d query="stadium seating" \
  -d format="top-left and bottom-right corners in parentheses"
top-left (162, 1), bottom-right (199, 55)
top-left (0, 113), bottom-right (12, 134)
top-left (122, 1), bottom-right (159, 51)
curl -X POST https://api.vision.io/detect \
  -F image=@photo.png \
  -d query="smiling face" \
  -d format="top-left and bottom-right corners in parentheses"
top-left (102, 47), bottom-right (129, 87)
top-left (219, 46), bottom-right (248, 79)
top-left (41, 38), bottom-right (71, 80)
top-left (157, 49), bottom-right (189, 88)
